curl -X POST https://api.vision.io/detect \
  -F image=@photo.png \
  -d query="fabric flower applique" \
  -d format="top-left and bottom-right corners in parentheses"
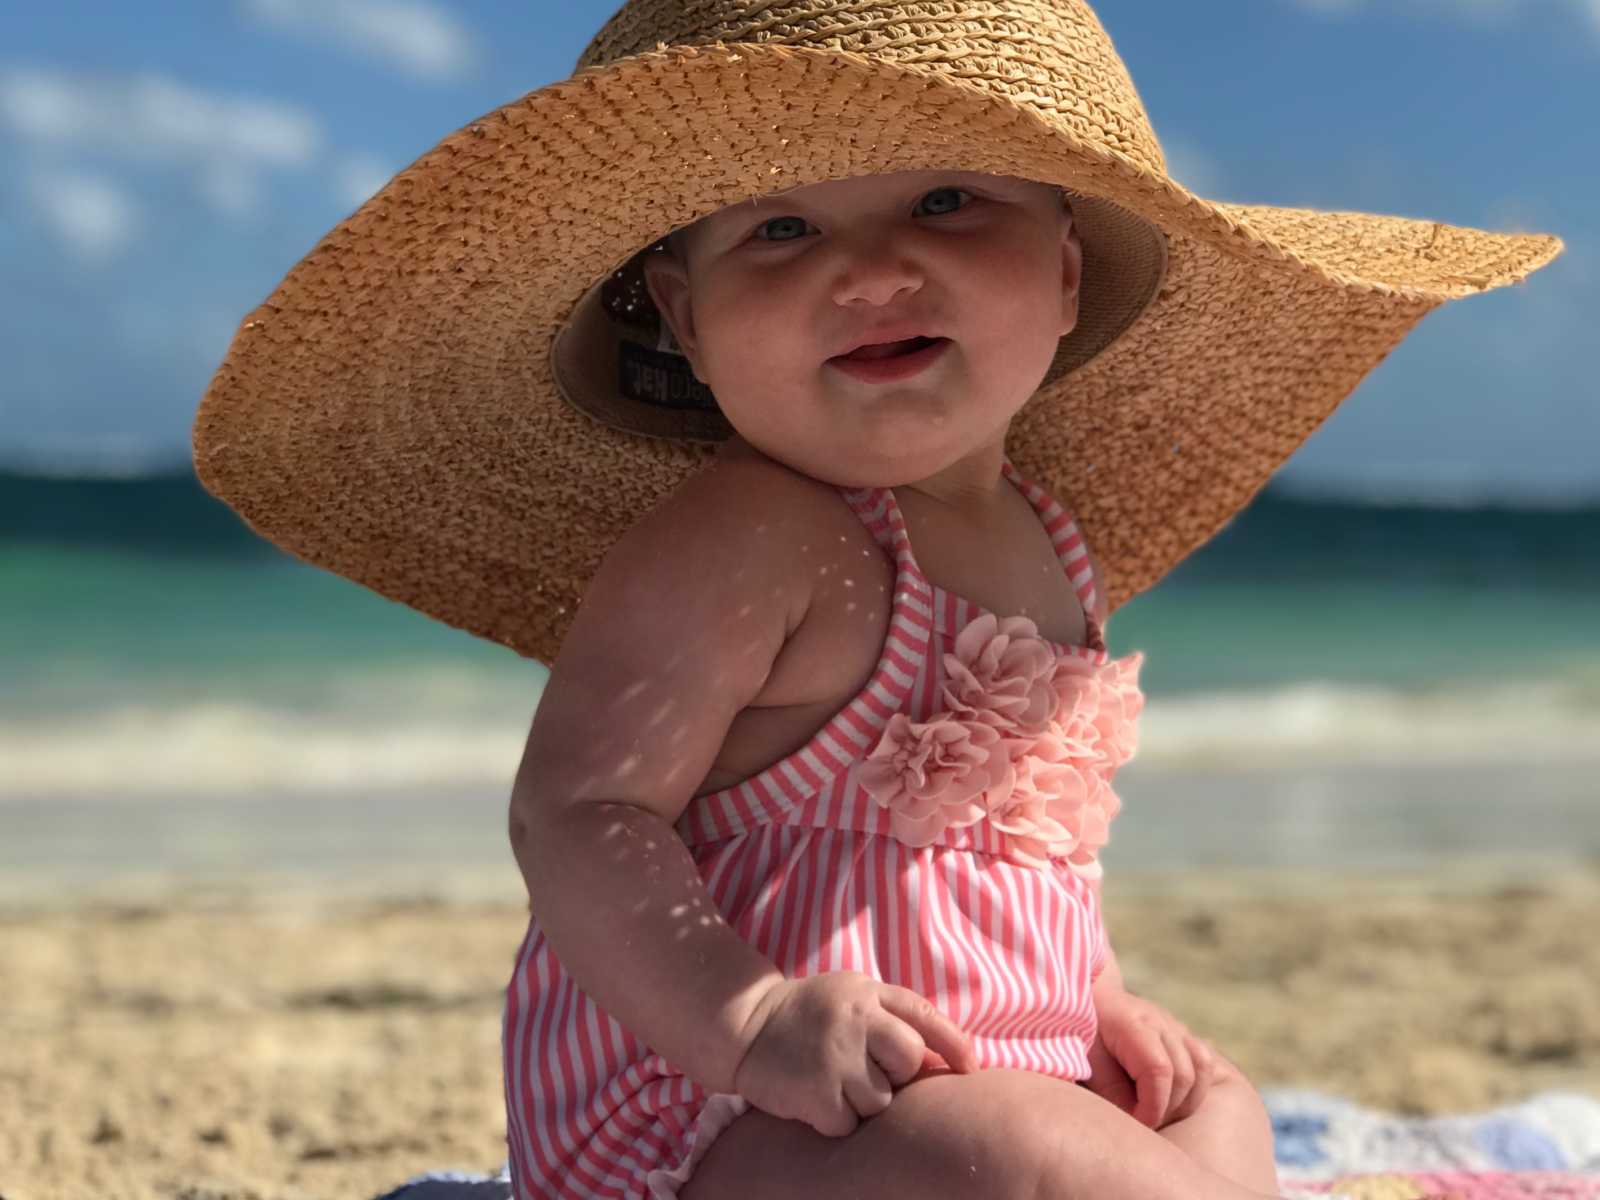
top-left (941, 613), bottom-right (1061, 735)
top-left (856, 711), bottom-right (1016, 848)
top-left (860, 612), bottom-right (1146, 876)
top-left (986, 744), bottom-right (1123, 875)
top-left (1048, 648), bottom-right (1146, 778)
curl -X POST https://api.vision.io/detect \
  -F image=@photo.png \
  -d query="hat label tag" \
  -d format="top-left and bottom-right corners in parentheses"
top-left (619, 338), bottom-right (719, 412)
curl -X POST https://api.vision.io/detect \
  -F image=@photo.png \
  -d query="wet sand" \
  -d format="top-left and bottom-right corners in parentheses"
top-left (3, 864), bottom-right (1597, 1200)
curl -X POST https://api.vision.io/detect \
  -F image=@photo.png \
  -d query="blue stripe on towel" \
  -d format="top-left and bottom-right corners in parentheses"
top-left (372, 1165), bottom-right (510, 1200)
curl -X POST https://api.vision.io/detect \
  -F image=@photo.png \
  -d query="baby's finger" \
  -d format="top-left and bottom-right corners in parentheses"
top-left (1084, 1034), bottom-right (1139, 1117)
top-left (1166, 1036), bottom-right (1215, 1125)
top-left (842, 1053), bottom-right (896, 1120)
top-left (1157, 1028), bottom-right (1194, 1128)
top-left (1121, 1029), bottom-right (1173, 1128)
top-left (878, 984), bottom-right (977, 1073)
top-left (864, 1018), bottom-right (928, 1086)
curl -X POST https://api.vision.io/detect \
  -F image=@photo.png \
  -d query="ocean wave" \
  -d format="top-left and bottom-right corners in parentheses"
top-left (1137, 673), bottom-right (1600, 771)
top-left (5, 671), bottom-right (1598, 798)
top-left (1, 701), bottom-right (526, 798)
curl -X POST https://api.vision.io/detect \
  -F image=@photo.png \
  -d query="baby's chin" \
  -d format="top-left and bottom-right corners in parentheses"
top-left (725, 424), bottom-right (1003, 491)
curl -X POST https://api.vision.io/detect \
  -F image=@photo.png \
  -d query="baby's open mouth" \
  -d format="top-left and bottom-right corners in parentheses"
top-left (836, 336), bottom-right (945, 362)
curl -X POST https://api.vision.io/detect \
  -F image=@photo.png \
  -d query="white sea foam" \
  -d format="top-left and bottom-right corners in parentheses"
top-left (4, 670), bottom-right (1598, 799)
top-left (1138, 674), bottom-right (1600, 771)
top-left (1, 700), bottom-right (525, 797)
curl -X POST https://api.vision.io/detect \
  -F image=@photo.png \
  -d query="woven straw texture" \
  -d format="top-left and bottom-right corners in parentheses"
top-left (192, 1), bottom-right (1564, 666)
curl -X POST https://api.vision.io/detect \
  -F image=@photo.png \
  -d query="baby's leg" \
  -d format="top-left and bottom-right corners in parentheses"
top-left (1155, 1051), bottom-right (1281, 1196)
top-left (682, 1066), bottom-right (1283, 1200)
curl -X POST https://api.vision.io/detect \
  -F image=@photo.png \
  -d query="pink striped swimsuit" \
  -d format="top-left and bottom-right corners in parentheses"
top-left (502, 455), bottom-right (1147, 1199)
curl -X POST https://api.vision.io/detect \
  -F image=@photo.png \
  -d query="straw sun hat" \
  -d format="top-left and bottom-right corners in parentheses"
top-left (191, 0), bottom-right (1564, 666)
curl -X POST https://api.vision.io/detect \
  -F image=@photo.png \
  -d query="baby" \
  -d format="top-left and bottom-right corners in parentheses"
top-left (190, 2), bottom-right (1560, 1197)
top-left (504, 167), bottom-right (1282, 1200)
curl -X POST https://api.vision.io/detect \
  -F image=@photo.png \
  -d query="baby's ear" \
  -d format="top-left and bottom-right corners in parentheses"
top-left (640, 241), bottom-right (685, 313)
top-left (1058, 221), bottom-right (1084, 338)
top-left (640, 246), bottom-right (704, 377)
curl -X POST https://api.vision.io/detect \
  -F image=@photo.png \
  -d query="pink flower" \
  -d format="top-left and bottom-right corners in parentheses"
top-left (1089, 652), bottom-right (1145, 775)
top-left (861, 610), bottom-right (1145, 876)
top-left (940, 613), bottom-right (1059, 735)
top-left (1048, 650), bottom-right (1145, 777)
top-left (986, 748), bottom-right (1085, 869)
top-left (991, 733), bottom-right (1124, 877)
top-left (858, 712), bottom-right (1015, 847)
top-left (1062, 781), bottom-right (1120, 880)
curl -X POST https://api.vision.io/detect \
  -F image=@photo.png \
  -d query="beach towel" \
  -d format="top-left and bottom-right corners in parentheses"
top-left (1268, 1088), bottom-right (1600, 1198)
top-left (370, 1089), bottom-right (1600, 1199)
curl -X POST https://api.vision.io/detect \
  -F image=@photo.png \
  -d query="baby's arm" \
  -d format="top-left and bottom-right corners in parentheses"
top-left (516, 799), bottom-right (781, 1094)
top-left (513, 460), bottom-right (977, 1137)
top-left (1088, 873), bottom-right (1127, 995)
top-left (509, 459), bottom-right (813, 1094)
top-left (1084, 873), bottom-right (1227, 1130)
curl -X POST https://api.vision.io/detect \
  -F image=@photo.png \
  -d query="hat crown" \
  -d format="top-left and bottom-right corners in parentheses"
top-left (575, 0), bottom-right (1167, 177)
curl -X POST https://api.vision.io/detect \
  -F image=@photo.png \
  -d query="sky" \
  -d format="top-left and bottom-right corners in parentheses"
top-left (2, 0), bottom-right (1595, 505)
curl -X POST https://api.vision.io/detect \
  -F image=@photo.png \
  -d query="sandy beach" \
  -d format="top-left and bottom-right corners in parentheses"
top-left (3, 863), bottom-right (1597, 1200)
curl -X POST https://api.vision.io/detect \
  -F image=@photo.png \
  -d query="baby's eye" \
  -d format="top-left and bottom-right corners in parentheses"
top-left (753, 214), bottom-right (811, 243)
top-left (914, 186), bottom-right (974, 217)
top-left (750, 186), bottom-right (977, 244)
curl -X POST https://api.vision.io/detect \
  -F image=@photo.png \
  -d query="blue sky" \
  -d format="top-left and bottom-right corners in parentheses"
top-left (2, 0), bottom-right (1595, 505)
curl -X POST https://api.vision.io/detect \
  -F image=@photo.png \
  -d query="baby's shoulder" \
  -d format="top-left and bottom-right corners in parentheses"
top-left (602, 442), bottom-right (871, 629)
top-left (677, 441), bottom-right (874, 549)
top-left (686, 438), bottom-right (847, 522)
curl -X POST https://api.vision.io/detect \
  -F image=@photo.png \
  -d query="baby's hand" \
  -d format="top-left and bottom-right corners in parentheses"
top-left (1084, 990), bottom-right (1216, 1130)
top-left (731, 971), bottom-right (977, 1138)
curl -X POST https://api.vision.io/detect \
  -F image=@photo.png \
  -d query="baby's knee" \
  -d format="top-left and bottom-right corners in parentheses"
top-left (895, 1068), bottom-right (1095, 1199)
top-left (1210, 1051), bottom-right (1263, 1100)
top-left (1203, 1050), bottom-right (1273, 1128)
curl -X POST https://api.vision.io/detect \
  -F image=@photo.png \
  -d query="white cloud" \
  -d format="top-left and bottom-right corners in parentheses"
top-left (0, 66), bottom-right (384, 222)
top-left (196, 159), bottom-right (263, 218)
top-left (0, 68), bottom-right (322, 169)
top-left (333, 152), bottom-right (397, 210)
top-left (1160, 138), bottom-right (1228, 199)
top-left (240, 0), bottom-right (479, 83)
top-left (23, 168), bottom-right (140, 261)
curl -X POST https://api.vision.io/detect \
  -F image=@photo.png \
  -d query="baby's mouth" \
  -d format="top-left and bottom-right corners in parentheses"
top-left (836, 336), bottom-right (946, 362)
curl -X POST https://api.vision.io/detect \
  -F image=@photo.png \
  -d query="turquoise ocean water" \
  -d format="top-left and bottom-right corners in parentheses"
top-left (3, 469), bottom-right (1597, 890)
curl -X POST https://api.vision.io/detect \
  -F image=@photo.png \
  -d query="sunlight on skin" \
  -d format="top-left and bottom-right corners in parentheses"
top-left (505, 168), bottom-right (1279, 1197)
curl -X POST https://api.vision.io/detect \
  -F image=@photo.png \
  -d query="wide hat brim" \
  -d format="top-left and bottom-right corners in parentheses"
top-left (192, 43), bottom-right (1563, 666)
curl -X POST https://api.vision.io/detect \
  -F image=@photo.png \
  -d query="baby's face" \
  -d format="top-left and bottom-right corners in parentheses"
top-left (642, 169), bottom-right (1082, 487)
